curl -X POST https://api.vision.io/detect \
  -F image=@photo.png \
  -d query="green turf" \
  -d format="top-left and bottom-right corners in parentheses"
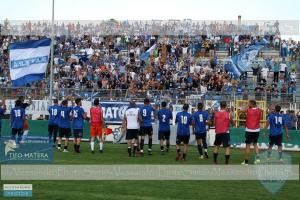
top-left (1, 143), bottom-right (300, 200)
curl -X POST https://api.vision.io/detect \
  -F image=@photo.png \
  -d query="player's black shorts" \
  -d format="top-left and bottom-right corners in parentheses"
top-left (48, 125), bottom-right (58, 134)
top-left (11, 128), bottom-right (23, 136)
top-left (176, 135), bottom-right (190, 145)
top-left (269, 135), bottom-right (283, 147)
top-left (245, 131), bottom-right (260, 144)
top-left (158, 131), bottom-right (170, 140)
top-left (139, 126), bottom-right (153, 136)
top-left (214, 133), bottom-right (230, 147)
top-left (195, 132), bottom-right (207, 140)
top-left (126, 129), bottom-right (139, 140)
top-left (73, 129), bottom-right (83, 138)
top-left (59, 128), bottom-right (71, 138)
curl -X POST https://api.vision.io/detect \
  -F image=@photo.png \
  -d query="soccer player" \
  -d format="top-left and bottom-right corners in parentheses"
top-left (72, 98), bottom-right (87, 153)
top-left (139, 98), bottom-right (155, 155)
top-left (157, 101), bottom-right (173, 154)
top-left (18, 97), bottom-right (31, 142)
top-left (10, 100), bottom-right (25, 144)
top-left (213, 101), bottom-right (233, 165)
top-left (122, 100), bottom-right (142, 157)
top-left (242, 100), bottom-right (262, 165)
top-left (175, 104), bottom-right (193, 161)
top-left (0, 99), bottom-right (6, 140)
top-left (48, 99), bottom-right (59, 146)
top-left (57, 99), bottom-right (73, 152)
top-left (192, 102), bottom-right (210, 159)
top-left (90, 98), bottom-right (105, 154)
top-left (264, 105), bottom-right (289, 162)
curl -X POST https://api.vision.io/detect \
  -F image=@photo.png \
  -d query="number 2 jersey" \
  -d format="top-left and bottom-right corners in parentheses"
top-left (157, 108), bottom-right (173, 132)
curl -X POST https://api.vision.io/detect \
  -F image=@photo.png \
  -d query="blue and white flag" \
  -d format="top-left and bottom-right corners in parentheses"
top-left (226, 43), bottom-right (265, 79)
top-left (140, 44), bottom-right (157, 61)
top-left (9, 38), bottom-right (51, 87)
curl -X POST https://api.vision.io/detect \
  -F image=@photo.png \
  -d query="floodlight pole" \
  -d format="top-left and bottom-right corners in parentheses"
top-left (49, 0), bottom-right (55, 102)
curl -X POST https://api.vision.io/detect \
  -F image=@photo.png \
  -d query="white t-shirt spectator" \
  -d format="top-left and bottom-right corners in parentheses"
top-left (74, 65), bottom-right (81, 72)
top-left (234, 35), bottom-right (239, 43)
top-left (130, 71), bottom-right (136, 80)
top-left (200, 85), bottom-right (207, 93)
top-left (182, 47), bottom-right (188, 55)
top-left (280, 63), bottom-right (287, 72)
top-left (190, 65), bottom-right (195, 74)
top-left (261, 67), bottom-right (269, 79)
top-left (195, 65), bottom-right (201, 73)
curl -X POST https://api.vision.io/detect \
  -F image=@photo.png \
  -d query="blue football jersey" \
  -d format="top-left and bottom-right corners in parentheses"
top-left (157, 108), bottom-right (173, 132)
top-left (268, 113), bottom-right (285, 136)
top-left (72, 106), bottom-right (85, 129)
top-left (48, 105), bottom-right (60, 125)
top-left (58, 106), bottom-right (72, 128)
top-left (175, 111), bottom-right (193, 136)
top-left (10, 107), bottom-right (25, 129)
top-left (140, 105), bottom-right (154, 127)
top-left (193, 110), bottom-right (209, 134)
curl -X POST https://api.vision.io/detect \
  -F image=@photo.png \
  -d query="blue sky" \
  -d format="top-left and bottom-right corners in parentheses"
top-left (0, 0), bottom-right (299, 20)
top-left (0, 0), bottom-right (299, 39)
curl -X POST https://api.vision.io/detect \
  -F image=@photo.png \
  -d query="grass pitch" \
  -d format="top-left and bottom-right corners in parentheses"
top-left (1, 143), bottom-right (299, 200)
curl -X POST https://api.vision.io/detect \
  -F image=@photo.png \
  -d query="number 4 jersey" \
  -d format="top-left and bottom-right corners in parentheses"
top-left (58, 106), bottom-right (72, 128)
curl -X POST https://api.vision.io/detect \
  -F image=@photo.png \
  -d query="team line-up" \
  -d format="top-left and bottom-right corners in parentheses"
top-left (1, 97), bottom-right (290, 165)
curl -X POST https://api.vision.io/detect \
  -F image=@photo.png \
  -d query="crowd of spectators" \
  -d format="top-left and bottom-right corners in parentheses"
top-left (0, 20), bottom-right (299, 101)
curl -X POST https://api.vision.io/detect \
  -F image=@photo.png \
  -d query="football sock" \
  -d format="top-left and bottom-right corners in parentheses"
top-left (183, 153), bottom-right (186, 160)
top-left (213, 153), bottom-right (218, 163)
top-left (64, 146), bottom-right (68, 150)
top-left (225, 155), bottom-right (230, 164)
top-left (148, 138), bottom-right (152, 150)
top-left (197, 144), bottom-right (203, 155)
top-left (160, 146), bottom-right (164, 151)
top-left (140, 139), bottom-right (144, 150)
top-left (279, 151), bottom-right (283, 159)
top-left (203, 141), bottom-right (208, 150)
top-left (128, 147), bottom-right (132, 156)
top-left (99, 142), bottom-right (103, 150)
top-left (245, 159), bottom-right (249, 164)
top-left (133, 145), bottom-right (138, 156)
top-left (166, 141), bottom-right (170, 149)
top-left (90, 142), bottom-right (95, 151)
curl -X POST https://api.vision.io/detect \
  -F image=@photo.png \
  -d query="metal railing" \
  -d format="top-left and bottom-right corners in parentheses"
top-left (0, 87), bottom-right (298, 106)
